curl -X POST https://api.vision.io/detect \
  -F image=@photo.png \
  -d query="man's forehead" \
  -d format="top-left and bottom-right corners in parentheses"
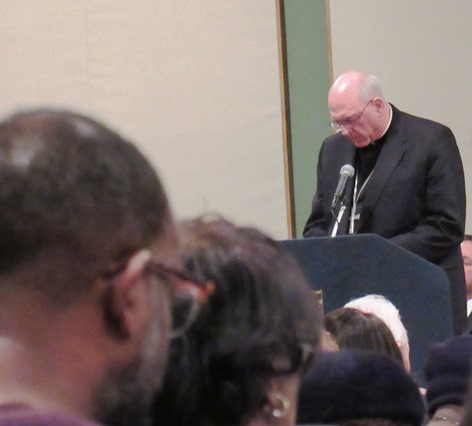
top-left (328, 88), bottom-right (361, 114)
top-left (328, 99), bottom-right (359, 117)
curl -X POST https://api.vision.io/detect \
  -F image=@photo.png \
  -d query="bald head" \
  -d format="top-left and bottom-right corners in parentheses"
top-left (329, 71), bottom-right (382, 108)
top-left (0, 108), bottom-right (171, 304)
top-left (0, 108), bottom-right (179, 426)
top-left (327, 71), bottom-right (390, 148)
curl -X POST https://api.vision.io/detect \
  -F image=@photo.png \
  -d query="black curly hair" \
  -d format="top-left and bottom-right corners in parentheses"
top-left (152, 216), bottom-right (321, 426)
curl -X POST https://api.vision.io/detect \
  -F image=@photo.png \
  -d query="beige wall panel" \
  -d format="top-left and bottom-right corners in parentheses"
top-left (0, 1), bottom-right (288, 238)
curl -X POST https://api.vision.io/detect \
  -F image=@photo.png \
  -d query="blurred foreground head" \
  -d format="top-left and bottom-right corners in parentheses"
top-left (0, 108), bottom-right (177, 426)
top-left (424, 335), bottom-right (472, 422)
top-left (153, 216), bottom-right (321, 426)
top-left (297, 349), bottom-right (424, 426)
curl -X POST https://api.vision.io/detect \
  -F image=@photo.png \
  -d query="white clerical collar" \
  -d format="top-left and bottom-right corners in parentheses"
top-left (378, 103), bottom-right (393, 139)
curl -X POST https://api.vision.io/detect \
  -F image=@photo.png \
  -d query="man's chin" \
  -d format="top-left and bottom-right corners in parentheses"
top-left (352, 139), bottom-right (372, 148)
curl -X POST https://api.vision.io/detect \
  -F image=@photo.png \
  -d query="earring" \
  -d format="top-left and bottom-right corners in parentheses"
top-left (267, 392), bottom-right (290, 418)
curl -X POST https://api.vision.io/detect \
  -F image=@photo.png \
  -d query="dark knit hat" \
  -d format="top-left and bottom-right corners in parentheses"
top-left (424, 335), bottom-right (472, 416)
top-left (297, 349), bottom-right (424, 425)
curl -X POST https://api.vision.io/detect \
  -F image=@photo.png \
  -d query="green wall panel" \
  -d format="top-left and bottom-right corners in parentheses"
top-left (282, 0), bottom-right (331, 236)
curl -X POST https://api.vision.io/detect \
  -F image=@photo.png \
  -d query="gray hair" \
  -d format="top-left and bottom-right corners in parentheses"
top-left (344, 294), bottom-right (409, 354)
top-left (358, 74), bottom-right (384, 102)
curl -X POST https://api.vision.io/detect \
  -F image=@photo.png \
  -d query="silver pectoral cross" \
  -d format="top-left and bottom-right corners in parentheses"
top-left (349, 204), bottom-right (360, 234)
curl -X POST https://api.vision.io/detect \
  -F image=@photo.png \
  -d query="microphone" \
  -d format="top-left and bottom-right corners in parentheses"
top-left (331, 164), bottom-right (355, 210)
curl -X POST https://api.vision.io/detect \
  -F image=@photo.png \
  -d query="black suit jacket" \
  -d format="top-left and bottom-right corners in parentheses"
top-left (304, 105), bottom-right (466, 333)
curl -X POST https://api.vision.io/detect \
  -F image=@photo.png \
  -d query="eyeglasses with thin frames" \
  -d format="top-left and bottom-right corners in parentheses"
top-left (146, 260), bottom-right (214, 338)
top-left (329, 99), bottom-right (373, 130)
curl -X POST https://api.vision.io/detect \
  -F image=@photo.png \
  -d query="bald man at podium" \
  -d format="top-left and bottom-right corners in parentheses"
top-left (304, 71), bottom-right (466, 334)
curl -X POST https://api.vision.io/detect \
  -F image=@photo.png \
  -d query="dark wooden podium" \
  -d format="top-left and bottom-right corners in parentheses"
top-left (279, 234), bottom-right (453, 385)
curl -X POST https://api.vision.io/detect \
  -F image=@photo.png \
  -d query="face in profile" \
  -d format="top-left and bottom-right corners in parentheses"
top-left (94, 296), bottom-right (171, 426)
top-left (94, 220), bottom-right (179, 426)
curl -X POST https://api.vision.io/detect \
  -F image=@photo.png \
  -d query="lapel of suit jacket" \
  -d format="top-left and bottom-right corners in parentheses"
top-left (356, 106), bottom-right (407, 231)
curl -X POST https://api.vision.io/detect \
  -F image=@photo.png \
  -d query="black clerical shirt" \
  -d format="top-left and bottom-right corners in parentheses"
top-left (350, 133), bottom-right (388, 234)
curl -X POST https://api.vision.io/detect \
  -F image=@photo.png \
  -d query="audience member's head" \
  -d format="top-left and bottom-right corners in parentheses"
top-left (461, 235), bottom-right (472, 302)
top-left (344, 294), bottom-right (410, 371)
top-left (424, 335), bottom-right (472, 424)
top-left (324, 307), bottom-right (404, 367)
top-left (297, 349), bottom-right (425, 426)
top-left (153, 216), bottom-right (321, 426)
top-left (0, 108), bottom-right (186, 426)
top-left (320, 329), bottom-right (340, 352)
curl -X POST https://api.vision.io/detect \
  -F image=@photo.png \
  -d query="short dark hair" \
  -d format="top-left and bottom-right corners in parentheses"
top-left (324, 307), bottom-right (403, 366)
top-left (464, 234), bottom-right (472, 241)
top-left (0, 108), bottom-right (169, 303)
top-left (153, 216), bottom-right (321, 426)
